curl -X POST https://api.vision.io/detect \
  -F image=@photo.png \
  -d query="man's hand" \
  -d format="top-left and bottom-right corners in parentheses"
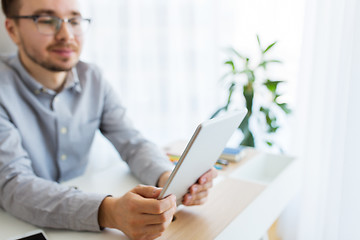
top-left (98, 185), bottom-right (177, 240)
top-left (183, 168), bottom-right (218, 206)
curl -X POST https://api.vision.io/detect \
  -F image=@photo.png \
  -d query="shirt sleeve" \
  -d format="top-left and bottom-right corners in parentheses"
top-left (0, 105), bottom-right (107, 232)
top-left (99, 81), bottom-right (174, 186)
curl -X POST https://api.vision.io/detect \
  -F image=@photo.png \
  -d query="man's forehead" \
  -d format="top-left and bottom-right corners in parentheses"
top-left (19, 0), bottom-right (81, 16)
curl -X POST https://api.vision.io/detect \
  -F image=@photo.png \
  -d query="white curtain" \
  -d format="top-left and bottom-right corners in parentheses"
top-left (279, 0), bottom-right (360, 239)
top-left (80, 0), bottom-right (238, 146)
top-left (80, 0), bottom-right (305, 147)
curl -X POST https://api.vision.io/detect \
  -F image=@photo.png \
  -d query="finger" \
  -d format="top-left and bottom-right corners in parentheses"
top-left (132, 185), bottom-right (162, 199)
top-left (183, 190), bottom-right (208, 205)
top-left (140, 224), bottom-right (168, 239)
top-left (140, 205), bottom-right (176, 225)
top-left (188, 197), bottom-right (208, 206)
top-left (146, 233), bottom-right (163, 240)
top-left (127, 227), bottom-right (164, 240)
top-left (183, 193), bottom-right (208, 206)
top-left (198, 168), bottom-right (218, 184)
top-left (145, 214), bottom-right (174, 233)
top-left (190, 181), bottom-right (213, 194)
top-left (140, 208), bottom-right (176, 236)
top-left (135, 194), bottom-right (176, 215)
top-left (192, 189), bottom-right (209, 201)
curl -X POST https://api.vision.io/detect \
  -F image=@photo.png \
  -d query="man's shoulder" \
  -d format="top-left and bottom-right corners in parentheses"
top-left (75, 60), bottom-right (107, 89)
top-left (0, 54), bottom-right (19, 104)
top-left (0, 54), bottom-right (16, 70)
top-left (0, 54), bottom-right (18, 84)
top-left (76, 60), bottom-right (102, 77)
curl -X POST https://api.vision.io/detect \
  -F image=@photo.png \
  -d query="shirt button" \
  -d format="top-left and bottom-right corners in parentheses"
top-left (61, 154), bottom-right (67, 161)
top-left (60, 127), bottom-right (68, 134)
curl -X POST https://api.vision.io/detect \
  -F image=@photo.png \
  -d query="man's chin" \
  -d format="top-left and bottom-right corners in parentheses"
top-left (46, 65), bottom-right (74, 72)
top-left (21, 47), bottom-right (80, 72)
top-left (43, 60), bottom-right (78, 72)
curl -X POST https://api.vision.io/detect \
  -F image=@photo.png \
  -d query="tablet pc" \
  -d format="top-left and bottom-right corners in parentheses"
top-left (8, 229), bottom-right (48, 240)
top-left (158, 109), bottom-right (247, 205)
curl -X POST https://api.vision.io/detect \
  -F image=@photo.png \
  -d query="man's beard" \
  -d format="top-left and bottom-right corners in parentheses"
top-left (22, 40), bottom-right (78, 72)
top-left (26, 51), bottom-right (74, 72)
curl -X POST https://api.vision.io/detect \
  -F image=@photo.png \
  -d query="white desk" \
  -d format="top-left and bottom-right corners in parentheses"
top-left (1, 143), bottom-right (301, 240)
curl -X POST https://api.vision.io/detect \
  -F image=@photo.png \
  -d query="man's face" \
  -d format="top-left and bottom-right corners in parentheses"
top-left (12, 0), bottom-right (84, 72)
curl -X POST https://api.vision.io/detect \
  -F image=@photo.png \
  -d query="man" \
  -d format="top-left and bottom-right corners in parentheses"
top-left (0, 0), bottom-right (217, 239)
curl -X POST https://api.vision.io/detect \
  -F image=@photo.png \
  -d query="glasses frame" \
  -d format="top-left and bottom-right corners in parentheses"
top-left (9, 15), bottom-right (92, 36)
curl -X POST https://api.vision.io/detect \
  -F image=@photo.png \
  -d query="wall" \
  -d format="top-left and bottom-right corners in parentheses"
top-left (0, 11), bottom-right (17, 54)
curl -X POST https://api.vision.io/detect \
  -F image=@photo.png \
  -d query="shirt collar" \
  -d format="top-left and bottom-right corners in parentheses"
top-left (10, 54), bottom-right (82, 96)
top-left (66, 67), bottom-right (82, 93)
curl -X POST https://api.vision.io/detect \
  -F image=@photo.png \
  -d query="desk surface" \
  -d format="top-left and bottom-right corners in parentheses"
top-left (1, 145), bottom-right (300, 240)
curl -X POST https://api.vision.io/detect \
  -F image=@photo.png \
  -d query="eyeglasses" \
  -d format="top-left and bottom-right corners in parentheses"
top-left (10, 15), bottom-right (91, 36)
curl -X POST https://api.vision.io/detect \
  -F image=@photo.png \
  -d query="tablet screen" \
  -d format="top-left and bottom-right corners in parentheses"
top-left (16, 233), bottom-right (47, 240)
top-left (158, 109), bottom-right (247, 205)
top-left (9, 230), bottom-right (48, 240)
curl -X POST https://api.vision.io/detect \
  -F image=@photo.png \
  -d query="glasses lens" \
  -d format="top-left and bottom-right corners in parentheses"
top-left (36, 16), bottom-right (59, 35)
top-left (35, 16), bottom-right (90, 35)
top-left (68, 17), bottom-right (90, 35)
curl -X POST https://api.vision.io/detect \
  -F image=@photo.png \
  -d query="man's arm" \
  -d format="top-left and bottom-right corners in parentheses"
top-left (0, 105), bottom-right (107, 231)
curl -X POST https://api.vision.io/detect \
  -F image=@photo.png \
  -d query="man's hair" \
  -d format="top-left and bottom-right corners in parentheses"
top-left (1, 0), bottom-right (21, 18)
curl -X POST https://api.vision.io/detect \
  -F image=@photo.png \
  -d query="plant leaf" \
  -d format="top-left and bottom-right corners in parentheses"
top-left (224, 60), bottom-right (236, 73)
top-left (268, 125), bottom-right (279, 133)
top-left (263, 79), bottom-right (283, 93)
top-left (267, 59), bottom-right (282, 63)
top-left (239, 114), bottom-right (250, 133)
top-left (260, 107), bottom-right (280, 133)
top-left (244, 57), bottom-right (250, 69)
top-left (263, 41), bottom-right (277, 54)
top-left (219, 72), bottom-right (232, 81)
top-left (230, 47), bottom-right (246, 60)
top-left (277, 103), bottom-right (292, 114)
top-left (260, 106), bottom-right (269, 114)
top-left (258, 59), bottom-right (282, 69)
top-left (240, 127), bottom-right (255, 147)
top-left (244, 69), bottom-right (255, 82)
top-left (257, 35), bottom-right (261, 49)
top-left (210, 83), bottom-right (237, 119)
top-left (226, 82), bottom-right (236, 108)
top-left (274, 94), bottom-right (281, 101)
top-left (258, 61), bottom-right (267, 70)
top-left (210, 106), bottom-right (226, 119)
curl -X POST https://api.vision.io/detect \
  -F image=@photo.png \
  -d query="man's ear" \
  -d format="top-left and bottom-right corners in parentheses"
top-left (5, 18), bottom-right (21, 46)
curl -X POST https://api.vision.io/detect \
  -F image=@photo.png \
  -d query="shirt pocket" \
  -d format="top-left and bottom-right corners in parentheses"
top-left (70, 118), bottom-right (101, 151)
top-left (79, 117), bottom-right (100, 139)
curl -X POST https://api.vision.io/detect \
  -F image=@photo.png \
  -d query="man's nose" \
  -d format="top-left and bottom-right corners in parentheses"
top-left (55, 21), bottom-right (75, 41)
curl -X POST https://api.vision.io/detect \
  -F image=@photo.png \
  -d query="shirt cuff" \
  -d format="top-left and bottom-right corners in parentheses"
top-left (144, 159), bottom-right (174, 187)
top-left (68, 192), bottom-right (109, 232)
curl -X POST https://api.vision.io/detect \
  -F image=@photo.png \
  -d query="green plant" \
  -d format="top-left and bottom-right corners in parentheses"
top-left (211, 35), bottom-right (291, 148)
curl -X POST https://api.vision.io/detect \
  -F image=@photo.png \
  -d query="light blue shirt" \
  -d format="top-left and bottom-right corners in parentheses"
top-left (0, 54), bottom-right (173, 231)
